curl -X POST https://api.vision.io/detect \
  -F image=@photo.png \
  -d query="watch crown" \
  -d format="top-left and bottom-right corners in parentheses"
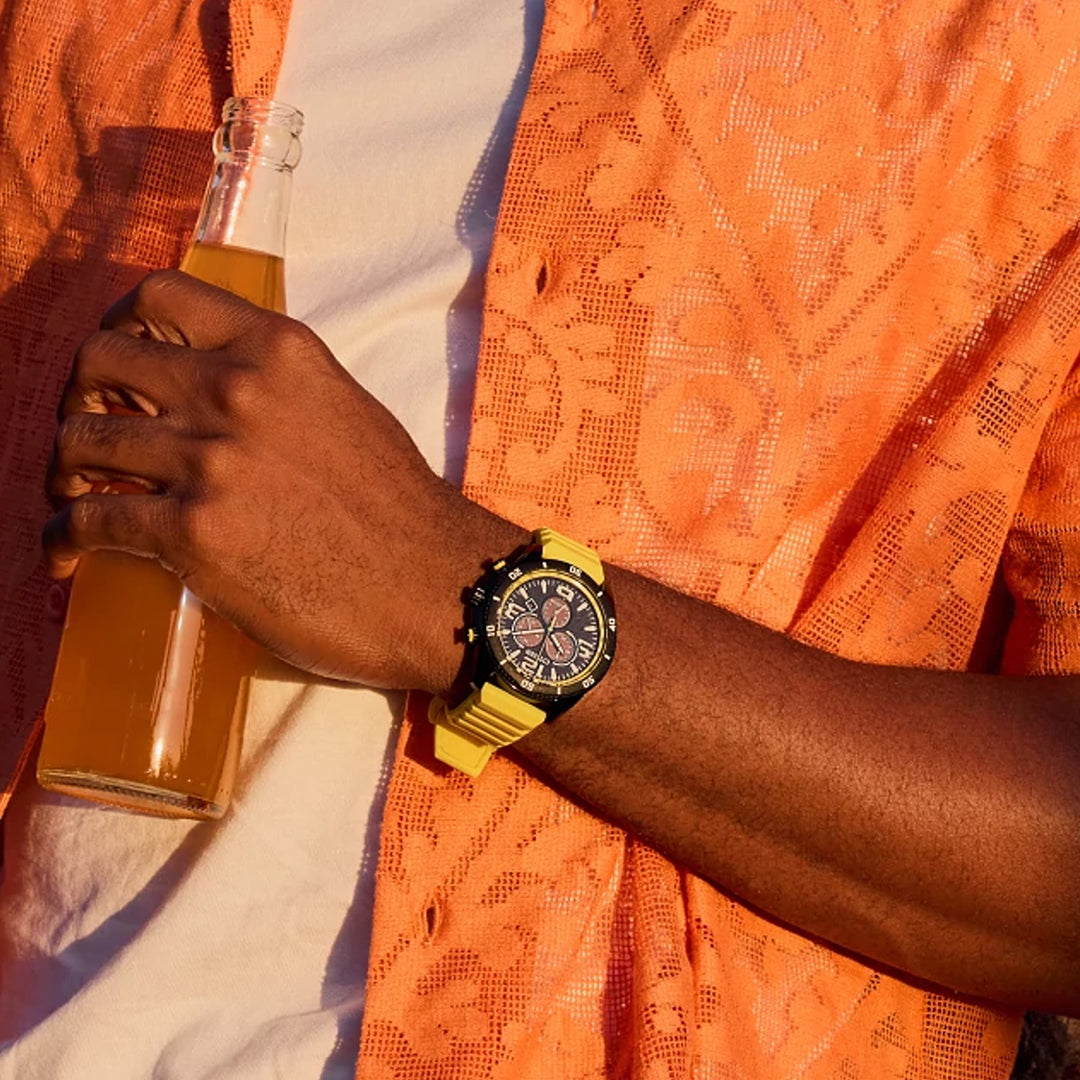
top-left (466, 628), bottom-right (478, 643)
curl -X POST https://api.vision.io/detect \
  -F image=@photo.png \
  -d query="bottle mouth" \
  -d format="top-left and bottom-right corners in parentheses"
top-left (216, 97), bottom-right (303, 170)
top-left (222, 97), bottom-right (304, 137)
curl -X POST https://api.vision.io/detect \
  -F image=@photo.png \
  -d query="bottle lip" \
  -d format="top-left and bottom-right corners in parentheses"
top-left (222, 97), bottom-right (304, 136)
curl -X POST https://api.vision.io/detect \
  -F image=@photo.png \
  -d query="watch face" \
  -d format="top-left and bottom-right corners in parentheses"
top-left (475, 558), bottom-right (616, 705)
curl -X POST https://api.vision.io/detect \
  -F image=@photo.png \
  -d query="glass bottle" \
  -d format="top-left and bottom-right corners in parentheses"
top-left (37, 98), bottom-right (303, 819)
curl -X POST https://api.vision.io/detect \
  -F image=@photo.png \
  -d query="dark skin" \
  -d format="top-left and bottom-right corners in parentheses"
top-left (45, 270), bottom-right (1080, 1016)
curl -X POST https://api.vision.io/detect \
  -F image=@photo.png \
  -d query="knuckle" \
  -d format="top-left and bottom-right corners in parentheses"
top-left (189, 435), bottom-right (236, 485)
top-left (275, 315), bottom-right (313, 351)
top-left (60, 411), bottom-right (115, 454)
top-left (133, 272), bottom-right (164, 311)
top-left (262, 315), bottom-right (315, 366)
top-left (108, 504), bottom-right (146, 550)
top-left (68, 496), bottom-right (104, 541)
top-left (56, 413), bottom-right (90, 454)
top-left (72, 329), bottom-right (112, 374)
top-left (53, 417), bottom-right (73, 461)
top-left (132, 269), bottom-right (187, 323)
top-left (173, 498), bottom-right (217, 562)
top-left (209, 360), bottom-right (264, 416)
top-left (137, 268), bottom-right (183, 304)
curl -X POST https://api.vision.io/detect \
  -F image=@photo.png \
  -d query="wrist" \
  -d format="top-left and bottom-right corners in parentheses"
top-left (428, 526), bottom-right (617, 777)
top-left (418, 506), bottom-right (529, 698)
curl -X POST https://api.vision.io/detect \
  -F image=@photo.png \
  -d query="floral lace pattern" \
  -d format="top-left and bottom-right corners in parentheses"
top-left (1, 2), bottom-right (1076, 1076)
top-left (360, 2), bottom-right (1080, 1077)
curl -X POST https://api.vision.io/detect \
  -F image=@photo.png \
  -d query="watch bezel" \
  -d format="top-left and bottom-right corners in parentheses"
top-left (469, 550), bottom-right (616, 711)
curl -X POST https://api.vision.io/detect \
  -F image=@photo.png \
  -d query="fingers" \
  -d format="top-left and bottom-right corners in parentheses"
top-left (42, 493), bottom-right (176, 579)
top-left (61, 329), bottom-right (200, 420)
top-left (48, 412), bottom-right (187, 502)
top-left (101, 269), bottom-right (268, 351)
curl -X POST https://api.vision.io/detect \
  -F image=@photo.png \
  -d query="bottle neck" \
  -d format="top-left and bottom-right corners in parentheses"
top-left (191, 99), bottom-right (303, 258)
top-left (192, 159), bottom-right (293, 257)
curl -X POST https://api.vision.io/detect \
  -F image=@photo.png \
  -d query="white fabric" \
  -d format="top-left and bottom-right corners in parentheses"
top-left (0, 1), bottom-right (542, 1076)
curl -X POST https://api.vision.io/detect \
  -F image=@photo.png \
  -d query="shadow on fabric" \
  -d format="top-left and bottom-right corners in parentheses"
top-left (0, 126), bottom-right (214, 811)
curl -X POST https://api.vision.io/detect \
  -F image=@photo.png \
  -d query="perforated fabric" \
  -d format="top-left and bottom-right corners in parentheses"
top-left (1, 2), bottom-right (1076, 1079)
top-left (357, 1), bottom-right (1080, 1077)
top-left (0, 0), bottom-right (284, 815)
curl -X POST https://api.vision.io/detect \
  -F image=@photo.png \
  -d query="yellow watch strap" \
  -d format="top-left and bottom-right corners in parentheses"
top-left (432, 529), bottom-right (606, 778)
top-left (534, 527), bottom-right (604, 584)
top-left (429, 683), bottom-right (547, 778)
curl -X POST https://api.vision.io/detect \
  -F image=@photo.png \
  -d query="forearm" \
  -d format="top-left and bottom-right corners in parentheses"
top-left (48, 275), bottom-right (1080, 1016)
top-left (511, 564), bottom-right (1080, 1014)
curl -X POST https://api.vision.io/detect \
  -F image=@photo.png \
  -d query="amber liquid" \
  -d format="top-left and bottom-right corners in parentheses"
top-left (37, 244), bottom-right (285, 818)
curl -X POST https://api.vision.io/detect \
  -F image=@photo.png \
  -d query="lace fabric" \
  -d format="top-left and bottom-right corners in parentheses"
top-left (359, 1), bottom-right (1080, 1077)
top-left (0, 1), bottom-right (1076, 1077)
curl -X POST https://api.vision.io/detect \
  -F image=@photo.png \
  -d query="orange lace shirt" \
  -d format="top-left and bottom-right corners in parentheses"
top-left (3, 1), bottom-right (1080, 1078)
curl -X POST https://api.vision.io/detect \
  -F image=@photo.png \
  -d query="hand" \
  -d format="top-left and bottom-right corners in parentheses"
top-left (44, 269), bottom-right (525, 690)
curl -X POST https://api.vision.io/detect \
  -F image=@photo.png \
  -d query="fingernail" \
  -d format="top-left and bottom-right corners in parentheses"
top-left (45, 582), bottom-right (69, 621)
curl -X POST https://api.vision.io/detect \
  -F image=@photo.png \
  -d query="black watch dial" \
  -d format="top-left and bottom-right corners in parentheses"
top-left (474, 560), bottom-right (616, 705)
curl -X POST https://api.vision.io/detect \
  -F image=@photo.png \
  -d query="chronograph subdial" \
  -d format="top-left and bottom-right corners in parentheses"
top-left (544, 630), bottom-right (577, 664)
top-left (510, 613), bottom-right (544, 649)
top-left (541, 596), bottom-right (571, 629)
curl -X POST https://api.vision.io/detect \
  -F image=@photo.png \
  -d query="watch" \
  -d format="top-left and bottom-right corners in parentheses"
top-left (429, 528), bottom-right (617, 777)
